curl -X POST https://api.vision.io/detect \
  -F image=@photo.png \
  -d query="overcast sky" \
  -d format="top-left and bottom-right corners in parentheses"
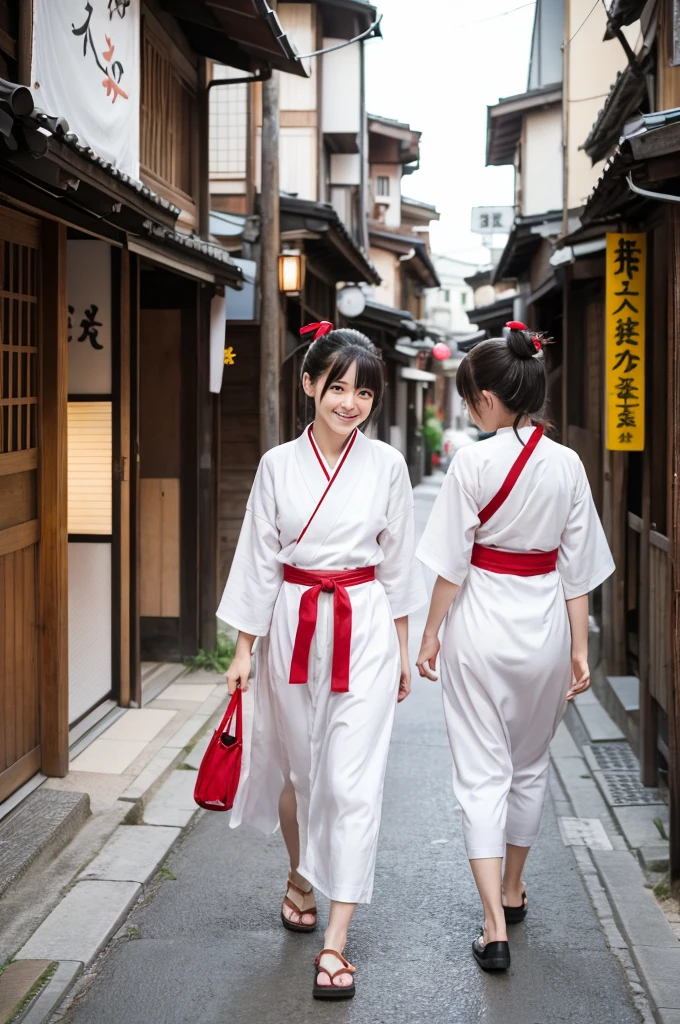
top-left (366, 0), bottom-right (537, 267)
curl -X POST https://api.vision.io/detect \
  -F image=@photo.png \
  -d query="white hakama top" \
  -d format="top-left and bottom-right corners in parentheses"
top-left (417, 426), bottom-right (615, 858)
top-left (218, 427), bottom-right (426, 902)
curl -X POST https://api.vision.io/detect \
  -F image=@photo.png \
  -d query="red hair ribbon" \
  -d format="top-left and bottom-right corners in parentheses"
top-left (532, 336), bottom-right (542, 352)
top-left (506, 320), bottom-right (528, 331)
top-left (300, 321), bottom-right (334, 342)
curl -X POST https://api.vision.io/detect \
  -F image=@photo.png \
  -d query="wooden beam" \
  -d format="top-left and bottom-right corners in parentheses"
top-left (112, 249), bottom-right (132, 707)
top-left (668, 208), bottom-right (680, 888)
top-left (197, 286), bottom-right (217, 652)
top-left (129, 253), bottom-right (142, 707)
top-left (260, 67), bottom-right (280, 453)
top-left (39, 219), bottom-right (69, 777)
top-left (639, 418), bottom-right (657, 785)
top-left (18, 0), bottom-right (33, 86)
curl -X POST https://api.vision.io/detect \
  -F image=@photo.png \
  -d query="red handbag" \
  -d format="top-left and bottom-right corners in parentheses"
top-left (194, 688), bottom-right (243, 811)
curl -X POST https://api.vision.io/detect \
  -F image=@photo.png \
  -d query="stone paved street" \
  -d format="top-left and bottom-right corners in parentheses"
top-left (58, 476), bottom-right (644, 1024)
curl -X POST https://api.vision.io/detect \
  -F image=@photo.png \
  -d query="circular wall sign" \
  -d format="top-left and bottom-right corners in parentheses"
top-left (337, 285), bottom-right (367, 318)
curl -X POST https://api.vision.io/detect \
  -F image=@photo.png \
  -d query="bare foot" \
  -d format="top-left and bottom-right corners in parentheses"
top-left (282, 873), bottom-right (316, 927)
top-left (316, 951), bottom-right (354, 988)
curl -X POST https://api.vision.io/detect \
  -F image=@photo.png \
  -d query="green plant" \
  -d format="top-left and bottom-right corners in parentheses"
top-left (423, 416), bottom-right (443, 454)
top-left (185, 632), bottom-right (235, 674)
top-left (653, 816), bottom-right (668, 840)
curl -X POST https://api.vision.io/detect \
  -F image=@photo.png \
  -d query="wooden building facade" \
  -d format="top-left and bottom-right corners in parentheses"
top-left (0, 0), bottom-right (305, 805)
top-left (559, 0), bottom-right (680, 883)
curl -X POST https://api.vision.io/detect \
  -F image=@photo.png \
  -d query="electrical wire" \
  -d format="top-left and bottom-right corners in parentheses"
top-left (453, 2), bottom-right (536, 29)
top-left (566, 0), bottom-right (601, 45)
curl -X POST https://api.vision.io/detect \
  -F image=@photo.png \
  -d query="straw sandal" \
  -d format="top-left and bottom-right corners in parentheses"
top-left (503, 886), bottom-right (528, 924)
top-left (313, 948), bottom-right (356, 1000)
top-left (281, 875), bottom-right (317, 933)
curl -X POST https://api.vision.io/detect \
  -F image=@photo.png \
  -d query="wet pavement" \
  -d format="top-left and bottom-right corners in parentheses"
top-left (60, 473), bottom-right (643, 1024)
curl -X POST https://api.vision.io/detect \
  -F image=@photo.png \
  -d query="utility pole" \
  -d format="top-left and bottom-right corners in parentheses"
top-left (260, 68), bottom-right (281, 453)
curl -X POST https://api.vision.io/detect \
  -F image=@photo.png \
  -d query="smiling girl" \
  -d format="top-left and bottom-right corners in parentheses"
top-left (217, 323), bottom-right (425, 1000)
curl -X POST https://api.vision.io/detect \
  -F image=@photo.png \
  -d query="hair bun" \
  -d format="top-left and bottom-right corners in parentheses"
top-left (506, 328), bottom-right (537, 361)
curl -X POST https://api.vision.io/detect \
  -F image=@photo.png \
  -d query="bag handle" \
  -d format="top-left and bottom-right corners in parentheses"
top-left (219, 687), bottom-right (242, 742)
top-left (478, 425), bottom-right (543, 525)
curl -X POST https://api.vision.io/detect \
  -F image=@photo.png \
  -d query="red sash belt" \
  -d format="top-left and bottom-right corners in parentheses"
top-left (471, 543), bottom-right (558, 577)
top-left (284, 565), bottom-right (376, 693)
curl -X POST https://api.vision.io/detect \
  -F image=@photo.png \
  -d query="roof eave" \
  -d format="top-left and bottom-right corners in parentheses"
top-left (486, 84), bottom-right (562, 167)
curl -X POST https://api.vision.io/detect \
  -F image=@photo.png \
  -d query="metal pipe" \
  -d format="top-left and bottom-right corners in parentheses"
top-left (626, 172), bottom-right (680, 205)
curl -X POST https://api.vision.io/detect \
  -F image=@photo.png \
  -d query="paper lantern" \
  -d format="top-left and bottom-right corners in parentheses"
top-left (278, 251), bottom-right (306, 293)
top-left (432, 342), bottom-right (451, 361)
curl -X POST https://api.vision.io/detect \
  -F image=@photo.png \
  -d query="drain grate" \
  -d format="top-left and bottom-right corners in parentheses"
top-left (600, 770), bottom-right (665, 806)
top-left (588, 742), bottom-right (640, 773)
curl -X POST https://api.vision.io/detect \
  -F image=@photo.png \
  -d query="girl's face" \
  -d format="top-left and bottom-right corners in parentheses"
top-left (302, 360), bottom-right (375, 438)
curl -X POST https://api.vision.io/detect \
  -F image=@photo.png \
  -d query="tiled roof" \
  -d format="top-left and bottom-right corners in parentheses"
top-left (144, 223), bottom-right (242, 274)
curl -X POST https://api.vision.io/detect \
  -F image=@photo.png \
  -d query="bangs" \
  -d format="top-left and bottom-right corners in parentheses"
top-left (321, 347), bottom-right (385, 406)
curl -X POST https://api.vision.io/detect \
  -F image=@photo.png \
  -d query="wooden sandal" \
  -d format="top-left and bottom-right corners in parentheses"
top-left (281, 875), bottom-right (317, 933)
top-left (503, 887), bottom-right (528, 924)
top-left (313, 948), bottom-right (356, 1000)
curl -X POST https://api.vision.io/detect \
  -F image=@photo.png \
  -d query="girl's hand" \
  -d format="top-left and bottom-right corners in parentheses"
top-left (566, 654), bottom-right (590, 701)
top-left (226, 652), bottom-right (252, 694)
top-left (416, 633), bottom-right (440, 681)
top-left (397, 656), bottom-right (411, 702)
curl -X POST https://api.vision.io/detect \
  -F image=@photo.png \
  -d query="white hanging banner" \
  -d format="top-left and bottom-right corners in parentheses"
top-left (210, 291), bottom-right (227, 394)
top-left (67, 240), bottom-right (112, 395)
top-left (32, 0), bottom-right (140, 180)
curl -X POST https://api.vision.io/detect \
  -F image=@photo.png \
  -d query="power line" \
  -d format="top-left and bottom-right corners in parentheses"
top-left (453, 2), bottom-right (536, 30)
top-left (566, 0), bottom-right (600, 45)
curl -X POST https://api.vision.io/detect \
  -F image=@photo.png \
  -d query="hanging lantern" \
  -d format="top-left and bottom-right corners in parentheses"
top-left (432, 342), bottom-right (451, 361)
top-left (278, 250), bottom-right (306, 293)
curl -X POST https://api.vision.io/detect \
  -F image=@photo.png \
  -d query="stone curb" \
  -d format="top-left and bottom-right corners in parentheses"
top-left (7, 689), bottom-right (226, 1024)
top-left (16, 962), bottom-right (82, 1024)
top-left (551, 724), bottom-right (680, 1022)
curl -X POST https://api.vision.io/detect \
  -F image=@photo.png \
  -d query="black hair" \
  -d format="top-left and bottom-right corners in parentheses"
top-left (301, 328), bottom-right (384, 429)
top-left (456, 327), bottom-right (548, 442)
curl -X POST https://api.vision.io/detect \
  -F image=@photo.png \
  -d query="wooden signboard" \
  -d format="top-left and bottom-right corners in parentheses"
top-left (605, 232), bottom-right (646, 451)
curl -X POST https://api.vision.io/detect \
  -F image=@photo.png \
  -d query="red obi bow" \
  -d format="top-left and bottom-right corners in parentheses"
top-left (300, 321), bottom-right (334, 342)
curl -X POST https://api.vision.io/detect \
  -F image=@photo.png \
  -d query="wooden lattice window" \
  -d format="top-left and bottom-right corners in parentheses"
top-left (0, 238), bottom-right (38, 454)
top-left (141, 18), bottom-right (197, 208)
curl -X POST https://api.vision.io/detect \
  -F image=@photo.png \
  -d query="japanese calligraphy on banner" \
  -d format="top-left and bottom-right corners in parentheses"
top-left (32, 0), bottom-right (139, 179)
top-left (67, 240), bottom-right (112, 395)
top-left (605, 233), bottom-right (646, 451)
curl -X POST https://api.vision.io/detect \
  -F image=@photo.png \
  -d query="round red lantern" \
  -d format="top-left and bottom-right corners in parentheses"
top-left (432, 342), bottom-right (451, 361)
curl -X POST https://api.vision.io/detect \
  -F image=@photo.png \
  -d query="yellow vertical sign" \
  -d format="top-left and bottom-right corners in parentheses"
top-left (605, 232), bottom-right (646, 451)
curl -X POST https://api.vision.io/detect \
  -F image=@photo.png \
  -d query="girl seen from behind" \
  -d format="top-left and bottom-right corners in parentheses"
top-left (416, 322), bottom-right (615, 971)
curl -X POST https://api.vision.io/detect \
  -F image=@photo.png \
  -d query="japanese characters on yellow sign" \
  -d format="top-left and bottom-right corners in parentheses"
top-left (605, 233), bottom-right (646, 451)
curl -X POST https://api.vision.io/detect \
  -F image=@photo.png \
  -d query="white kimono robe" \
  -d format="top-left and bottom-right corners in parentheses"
top-left (217, 427), bottom-right (426, 903)
top-left (416, 426), bottom-right (615, 859)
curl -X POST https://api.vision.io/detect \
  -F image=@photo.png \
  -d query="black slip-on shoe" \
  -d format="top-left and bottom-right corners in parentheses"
top-left (472, 936), bottom-right (510, 971)
top-left (503, 892), bottom-right (528, 924)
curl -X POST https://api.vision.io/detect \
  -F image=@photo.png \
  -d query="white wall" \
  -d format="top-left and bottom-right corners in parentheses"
top-left (68, 543), bottom-right (112, 724)
top-left (279, 127), bottom-right (317, 199)
top-left (278, 5), bottom-right (317, 110)
top-left (369, 247), bottom-right (399, 307)
top-left (566, 0), bottom-right (635, 208)
top-left (322, 39), bottom-right (360, 134)
top-left (522, 107), bottom-right (563, 215)
top-left (330, 153), bottom-right (361, 185)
